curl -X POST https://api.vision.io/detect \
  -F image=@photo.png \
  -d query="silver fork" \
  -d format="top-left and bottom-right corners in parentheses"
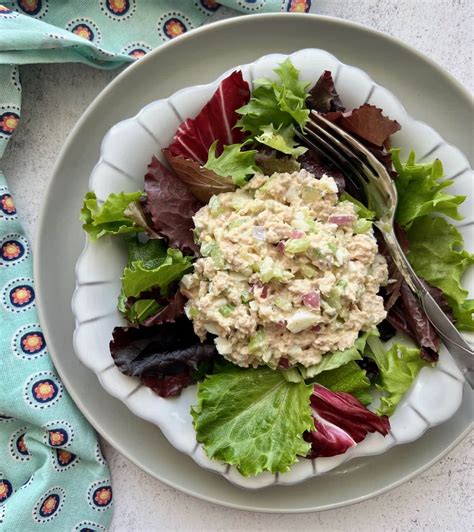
top-left (296, 110), bottom-right (474, 387)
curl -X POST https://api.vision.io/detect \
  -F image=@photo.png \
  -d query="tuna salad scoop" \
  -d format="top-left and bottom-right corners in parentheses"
top-left (180, 169), bottom-right (388, 369)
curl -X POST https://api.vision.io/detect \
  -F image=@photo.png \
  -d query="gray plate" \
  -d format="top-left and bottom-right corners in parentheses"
top-left (35, 14), bottom-right (473, 512)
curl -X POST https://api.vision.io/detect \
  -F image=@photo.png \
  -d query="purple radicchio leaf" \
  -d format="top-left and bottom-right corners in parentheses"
top-left (166, 70), bottom-right (250, 164)
top-left (304, 384), bottom-right (390, 459)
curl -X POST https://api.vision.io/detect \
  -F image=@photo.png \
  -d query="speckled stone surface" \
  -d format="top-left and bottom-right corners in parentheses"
top-left (2, 1), bottom-right (472, 530)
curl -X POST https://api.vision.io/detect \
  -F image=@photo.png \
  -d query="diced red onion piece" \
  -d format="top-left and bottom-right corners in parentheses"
top-left (252, 225), bottom-right (266, 241)
top-left (290, 230), bottom-right (305, 239)
top-left (251, 281), bottom-right (268, 298)
top-left (278, 357), bottom-right (290, 369)
top-left (328, 215), bottom-right (356, 225)
top-left (276, 241), bottom-right (286, 253)
top-left (277, 319), bottom-right (287, 328)
top-left (311, 324), bottom-right (321, 332)
top-left (302, 291), bottom-right (321, 309)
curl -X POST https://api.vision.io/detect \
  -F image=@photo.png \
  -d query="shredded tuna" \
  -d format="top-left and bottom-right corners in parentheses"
top-left (180, 170), bottom-right (388, 368)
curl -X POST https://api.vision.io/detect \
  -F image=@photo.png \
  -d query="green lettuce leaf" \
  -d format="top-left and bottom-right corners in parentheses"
top-left (449, 299), bottom-right (474, 332)
top-left (392, 150), bottom-right (472, 330)
top-left (392, 150), bottom-right (465, 229)
top-left (124, 299), bottom-right (161, 324)
top-left (273, 59), bottom-right (310, 102)
top-left (301, 330), bottom-right (376, 378)
top-left (407, 216), bottom-right (474, 331)
top-left (127, 238), bottom-right (167, 268)
top-left (254, 149), bottom-right (301, 175)
top-left (204, 141), bottom-right (260, 187)
top-left (118, 239), bottom-right (170, 323)
top-left (255, 124), bottom-right (307, 158)
top-left (312, 362), bottom-right (373, 406)
top-left (80, 191), bottom-right (144, 241)
top-left (123, 201), bottom-right (161, 239)
top-left (236, 59), bottom-right (310, 153)
top-left (366, 336), bottom-right (429, 416)
top-left (192, 365), bottom-right (314, 476)
top-left (121, 247), bottom-right (193, 299)
top-left (340, 192), bottom-right (375, 220)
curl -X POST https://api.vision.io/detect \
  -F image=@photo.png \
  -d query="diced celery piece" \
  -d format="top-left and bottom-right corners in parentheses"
top-left (241, 290), bottom-right (252, 304)
top-left (354, 219), bottom-right (372, 234)
top-left (321, 300), bottom-right (337, 316)
top-left (227, 217), bottom-right (249, 230)
top-left (324, 290), bottom-right (342, 311)
top-left (260, 270), bottom-right (274, 282)
top-left (258, 257), bottom-right (291, 282)
top-left (340, 192), bottom-right (375, 220)
top-left (209, 196), bottom-right (222, 217)
top-left (259, 256), bottom-right (273, 282)
top-left (210, 246), bottom-right (225, 269)
top-left (274, 297), bottom-right (292, 312)
top-left (241, 266), bottom-right (253, 277)
top-left (327, 242), bottom-right (337, 253)
top-left (285, 238), bottom-right (310, 254)
top-left (219, 303), bottom-right (235, 317)
top-left (300, 264), bottom-right (318, 279)
top-left (189, 306), bottom-right (199, 318)
top-left (337, 278), bottom-right (348, 289)
top-left (201, 240), bottom-right (225, 268)
top-left (248, 329), bottom-right (267, 354)
top-left (305, 218), bottom-right (317, 232)
top-left (201, 241), bottom-right (216, 257)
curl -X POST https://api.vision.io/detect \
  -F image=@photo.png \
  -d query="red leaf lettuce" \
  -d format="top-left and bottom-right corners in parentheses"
top-left (143, 156), bottom-right (201, 255)
top-left (110, 318), bottom-right (216, 398)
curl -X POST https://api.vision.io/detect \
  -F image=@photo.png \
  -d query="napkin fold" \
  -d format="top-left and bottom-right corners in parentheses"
top-left (0, 1), bottom-right (311, 529)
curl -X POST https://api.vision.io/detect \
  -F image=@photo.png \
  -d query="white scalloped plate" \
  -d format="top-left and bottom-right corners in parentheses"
top-left (72, 49), bottom-right (471, 489)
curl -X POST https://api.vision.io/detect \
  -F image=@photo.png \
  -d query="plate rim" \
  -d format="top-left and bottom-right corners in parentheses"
top-left (72, 46), bottom-right (467, 488)
top-left (34, 13), bottom-right (474, 512)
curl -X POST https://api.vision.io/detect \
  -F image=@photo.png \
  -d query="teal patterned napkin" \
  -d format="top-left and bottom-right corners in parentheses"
top-left (0, 1), bottom-right (311, 530)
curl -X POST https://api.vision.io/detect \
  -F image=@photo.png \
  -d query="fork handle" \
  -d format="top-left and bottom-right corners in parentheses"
top-left (418, 288), bottom-right (474, 387)
top-left (381, 226), bottom-right (474, 388)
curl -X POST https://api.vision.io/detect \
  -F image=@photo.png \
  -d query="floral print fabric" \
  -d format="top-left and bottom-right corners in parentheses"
top-left (0, 1), bottom-right (311, 529)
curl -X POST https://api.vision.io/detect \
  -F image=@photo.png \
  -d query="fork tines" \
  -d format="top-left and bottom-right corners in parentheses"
top-left (297, 111), bottom-right (399, 221)
top-left (295, 116), bottom-right (365, 194)
top-left (298, 111), bottom-right (375, 186)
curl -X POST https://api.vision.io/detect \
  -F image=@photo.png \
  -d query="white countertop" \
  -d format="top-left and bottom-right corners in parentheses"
top-left (3, 1), bottom-right (472, 530)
